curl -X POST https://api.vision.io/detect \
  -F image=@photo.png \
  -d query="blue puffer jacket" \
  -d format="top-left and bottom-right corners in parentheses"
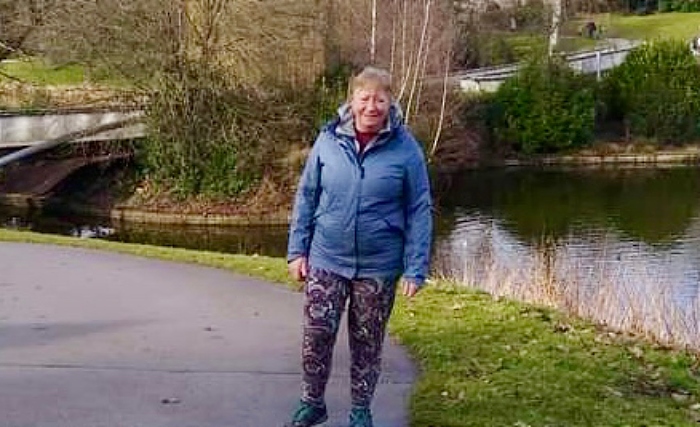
top-left (287, 104), bottom-right (433, 285)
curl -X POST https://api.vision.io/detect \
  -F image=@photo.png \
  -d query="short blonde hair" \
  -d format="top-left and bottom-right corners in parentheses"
top-left (348, 66), bottom-right (392, 101)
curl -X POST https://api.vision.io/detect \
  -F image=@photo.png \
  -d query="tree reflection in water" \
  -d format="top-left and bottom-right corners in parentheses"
top-left (434, 166), bottom-right (700, 349)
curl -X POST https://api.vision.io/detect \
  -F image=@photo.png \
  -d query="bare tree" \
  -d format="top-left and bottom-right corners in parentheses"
top-left (0, 0), bottom-right (55, 62)
top-left (549, 0), bottom-right (563, 56)
top-left (381, 0), bottom-right (454, 129)
top-left (370, 0), bottom-right (377, 64)
top-left (315, 0), bottom-right (455, 155)
top-left (38, 0), bottom-right (321, 89)
top-left (318, 0), bottom-right (453, 110)
top-left (430, 40), bottom-right (452, 158)
top-left (34, 0), bottom-right (182, 88)
top-left (403, 0), bottom-right (434, 123)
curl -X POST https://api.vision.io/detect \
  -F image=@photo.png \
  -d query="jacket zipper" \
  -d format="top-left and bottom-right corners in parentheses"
top-left (354, 139), bottom-right (383, 277)
top-left (342, 133), bottom-right (384, 278)
top-left (354, 146), bottom-right (364, 278)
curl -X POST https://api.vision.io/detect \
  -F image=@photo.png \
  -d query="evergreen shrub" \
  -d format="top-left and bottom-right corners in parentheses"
top-left (489, 57), bottom-right (596, 154)
top-left (658, 0), bottom-right (700, 11)
top-left (602, 39), bottom-right (700, 143)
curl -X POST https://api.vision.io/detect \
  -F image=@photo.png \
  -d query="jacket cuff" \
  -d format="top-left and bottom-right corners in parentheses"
top-left (403, 276), bottom-right (426, 287)
top-left (287, 253), bottom-right (306, 263)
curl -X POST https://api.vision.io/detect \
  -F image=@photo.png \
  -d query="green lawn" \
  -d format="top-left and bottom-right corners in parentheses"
top-left (0, 58), bottom-right (126, 86)
top-left (1, 228), bottom-right (699, 426)
top-left (566, 12), bottom-right (700, 41)
top-left (608, 12), bottom-right (700, 40)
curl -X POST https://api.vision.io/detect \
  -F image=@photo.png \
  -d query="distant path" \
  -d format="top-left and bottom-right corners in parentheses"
top-left (0, 243), bottom-right (415, 427)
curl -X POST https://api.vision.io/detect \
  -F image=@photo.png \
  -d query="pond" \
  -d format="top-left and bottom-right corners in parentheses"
top-left (3, 165), bottom-right (700, 347)
top-left (434, 165), bottom-right (700, 348)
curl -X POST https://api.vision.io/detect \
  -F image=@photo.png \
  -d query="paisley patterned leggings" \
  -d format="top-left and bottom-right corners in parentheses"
top-left (301, 268), bottom-right (398, 408)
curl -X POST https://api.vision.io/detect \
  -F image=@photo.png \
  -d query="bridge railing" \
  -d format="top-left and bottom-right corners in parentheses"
top-left (0, 108), bottom-right (146, 149)
top-left (455, 41), bottom-right (642, 93)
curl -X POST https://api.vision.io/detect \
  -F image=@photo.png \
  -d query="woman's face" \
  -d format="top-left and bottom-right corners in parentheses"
top-left (351, 86), bottom-right (391, 134)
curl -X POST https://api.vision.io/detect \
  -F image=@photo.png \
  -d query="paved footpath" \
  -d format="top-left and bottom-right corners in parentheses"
top-left (0, 243), bottom-right (416, 427)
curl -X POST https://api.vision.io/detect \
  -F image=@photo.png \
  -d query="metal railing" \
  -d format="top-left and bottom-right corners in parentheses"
top-left (0, 108), bottom-right (145, 149)
top-left (454, 41), bottom-right (643, 93)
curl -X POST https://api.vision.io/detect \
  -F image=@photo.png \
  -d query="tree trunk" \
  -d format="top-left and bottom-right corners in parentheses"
top-left (548, 0), bottom-right (562, 56)
top-left (370, 0), bottom-right (377, 64)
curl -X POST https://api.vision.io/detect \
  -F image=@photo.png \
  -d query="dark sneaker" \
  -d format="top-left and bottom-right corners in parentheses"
top-left (348, 406), bottom-right (373, 427)
top-left (286, 400), bottom-right (328, 427)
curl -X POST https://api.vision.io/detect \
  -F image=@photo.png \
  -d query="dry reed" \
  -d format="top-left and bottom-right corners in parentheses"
top-left (434, 227), bottom-right (700, 351)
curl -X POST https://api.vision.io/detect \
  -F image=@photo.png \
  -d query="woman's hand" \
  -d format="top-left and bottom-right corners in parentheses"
top-left (288, 256), bottom-right (309, 282)
top-left (401, 279), bottom-right (419, 298)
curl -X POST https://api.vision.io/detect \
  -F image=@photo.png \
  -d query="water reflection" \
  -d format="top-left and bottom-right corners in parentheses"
top-left (110, 222), bottom-right (289, 257)
top-left (0, 204), bottom-right (105, 235)
top-left (438, 166), bottom-right (700, 245)
top-left (436, 166), bottom-right (700, 277)
top-left (0, 204), bottom-right (288, 257)
top-left (435, 166), bottom-right (700, 347)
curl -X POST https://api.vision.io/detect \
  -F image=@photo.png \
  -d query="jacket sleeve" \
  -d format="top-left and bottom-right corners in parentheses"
top-left (287, 136), bottom-right (323, 262)
top-left (402, 139), bottom-right (433, 286)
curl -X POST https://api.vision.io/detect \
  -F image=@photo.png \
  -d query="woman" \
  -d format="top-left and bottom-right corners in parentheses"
top-left (286, 66), bottom-right (432, 427)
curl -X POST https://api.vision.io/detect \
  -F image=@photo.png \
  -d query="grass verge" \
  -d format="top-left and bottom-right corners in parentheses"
top-left (1, 228), bottom-right (699, 426)
top-left (393, 284), bottom-right (700, 426)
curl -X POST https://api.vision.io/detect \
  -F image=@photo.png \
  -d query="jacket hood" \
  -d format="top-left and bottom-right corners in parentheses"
top-left (333, 101), bottom-right (404, 139)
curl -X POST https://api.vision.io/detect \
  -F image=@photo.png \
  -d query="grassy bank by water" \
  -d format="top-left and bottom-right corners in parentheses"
top-left (2, 228), bottom-right (699, 426)
top-left (393, 284), bottom-right (700, 426)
